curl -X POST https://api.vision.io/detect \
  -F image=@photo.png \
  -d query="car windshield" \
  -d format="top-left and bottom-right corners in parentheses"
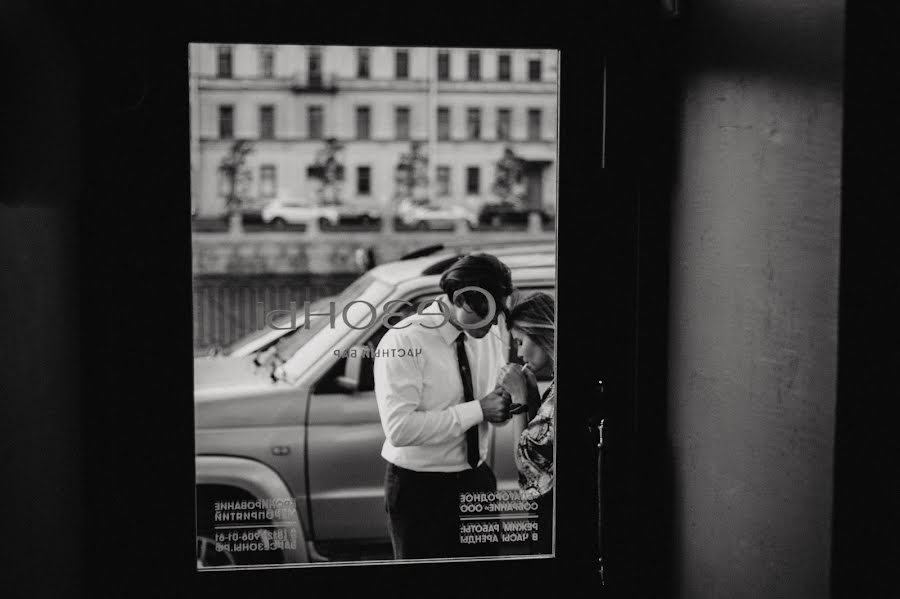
top-left (268, 272), bottom-right (380, 362)
top-left (221, 295), bottom-right (334, 356)
top-left (276, 275), bottom-right (394, 382)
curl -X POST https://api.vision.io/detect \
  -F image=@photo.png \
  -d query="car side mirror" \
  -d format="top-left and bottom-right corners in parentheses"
top-left (334, 345), bottom-right (373, 394)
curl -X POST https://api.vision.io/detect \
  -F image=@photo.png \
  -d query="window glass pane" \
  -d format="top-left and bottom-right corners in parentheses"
top-left (356, 106), bottom-right (370, 139)
top-left (467, 108), bottom-right (481, 140)
top-left (437, 107), bottom-right (450, 140)
top-left (498, 53), bottom-right (511, 81)
top-left (437, 51), bottom-right (450, 80)
top-left (308, 47), bottom-right (322, 86)
top-left (308, 106), bottom-right (323, 139)
top-left (528, 58), bottom-right (542, 81)
top-left (467, 51), bottom-right (480, 80)
top-left (219, 105), bottom-right (233, 139)
top-left (217, 46), bottom-right (232, 78)
top-left (357, 166), bottom-right (371, 195)
top-left (466, 166), bottom-right (479, 194)
top-left (357, 48), bottom-right (370, 79)
top-left (528, 108), bottom-right (542, 140)
top-left (260, 47), bottom-right (274, 77)
top-left (260, 106), bottom-right (274, 139)
top-left (497, 108), bottom-right (511, 141)
top-left (395, 50), bottom-right (409, 79)
top-left (396, 107), bottom-right (410, 140)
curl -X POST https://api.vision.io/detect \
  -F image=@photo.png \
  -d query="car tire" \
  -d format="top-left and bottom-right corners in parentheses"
top-left (272, 218), bottom-right (287, 231)
top-left (416, 221), bottom-right (428, 231)
top-left (490, 215), bottom-right (502, 227)
top-left (318, 217), bottom-right (331, 230)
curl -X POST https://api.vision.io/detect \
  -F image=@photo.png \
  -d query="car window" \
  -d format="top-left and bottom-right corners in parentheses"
top-left (313, 292), bottom-right (437, 395)
top-left (276, 276), bottom-right (394, 382)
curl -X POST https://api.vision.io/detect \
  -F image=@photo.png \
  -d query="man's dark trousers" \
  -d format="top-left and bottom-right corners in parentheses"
top-left (384, 461), bottom-right (499, 559)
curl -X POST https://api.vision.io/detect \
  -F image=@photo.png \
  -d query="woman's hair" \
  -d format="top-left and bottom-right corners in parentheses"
top-left (439, 252), bottom-right (513, 319)
top-left (506, 291), bottom-right (555, 362)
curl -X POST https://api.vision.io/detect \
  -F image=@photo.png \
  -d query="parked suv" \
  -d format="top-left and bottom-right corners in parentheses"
top-left (194, 242), bottom-right (555, 566)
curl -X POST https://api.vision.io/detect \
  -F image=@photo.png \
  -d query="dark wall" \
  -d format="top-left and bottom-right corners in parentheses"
top-left (665, 1), bottom-right (843, 597)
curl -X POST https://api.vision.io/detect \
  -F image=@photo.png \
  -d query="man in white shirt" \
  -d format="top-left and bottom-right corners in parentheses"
top-left (374, 253), bottom-right (514, 559)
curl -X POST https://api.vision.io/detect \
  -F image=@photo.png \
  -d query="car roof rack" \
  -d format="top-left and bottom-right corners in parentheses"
top-left (421, 255), bottom-right (462, 275)
top-left (400, 244), bottom-right (445, 260)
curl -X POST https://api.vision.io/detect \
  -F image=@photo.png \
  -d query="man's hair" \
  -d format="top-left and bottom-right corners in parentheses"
top-left (439, 252), bottom-right (513, 319)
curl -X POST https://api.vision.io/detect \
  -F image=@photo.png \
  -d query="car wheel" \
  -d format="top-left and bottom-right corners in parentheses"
top-left (416, 221), bottom-right (429, 231)
top-left (272, 218), bottom-right (287, 231)
top-left (490, 215), bottom-right (502, 227)
top-left (318, 217), bottom-right (330, 230)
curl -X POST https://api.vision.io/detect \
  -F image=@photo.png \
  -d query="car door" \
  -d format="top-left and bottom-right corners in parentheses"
top-left (303, 292), bottom-right (432, 558)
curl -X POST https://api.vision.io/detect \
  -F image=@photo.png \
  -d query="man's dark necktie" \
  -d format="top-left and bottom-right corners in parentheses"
top-left (455, 332), bottom-right (480, 469)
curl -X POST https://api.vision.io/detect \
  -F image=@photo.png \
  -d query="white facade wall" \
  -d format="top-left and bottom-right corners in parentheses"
top-left (190, 44), bottom-right (559, 217)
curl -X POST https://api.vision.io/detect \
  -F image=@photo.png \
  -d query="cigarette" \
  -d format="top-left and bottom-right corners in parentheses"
top-left (521, 364), bottom-right (531, 373)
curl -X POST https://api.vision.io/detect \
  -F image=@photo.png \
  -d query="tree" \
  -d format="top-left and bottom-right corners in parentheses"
top-left (394, 141), bottom-right (429, 203)
top-left (219, 139), bottom-right (254, 233)
top-left (492, 146), bottom-right (526, 204)
top-left (307, 137), bottom-right (345, 205)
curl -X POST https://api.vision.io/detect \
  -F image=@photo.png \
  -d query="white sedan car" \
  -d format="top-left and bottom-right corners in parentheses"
top-left (397, 198), bottom-right (478, 230)
top-left (261, 197), bottom-right (340, 230)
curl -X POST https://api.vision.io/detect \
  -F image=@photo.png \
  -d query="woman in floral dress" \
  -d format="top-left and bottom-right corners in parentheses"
top-left (504, 291), bottom-right (555, 555)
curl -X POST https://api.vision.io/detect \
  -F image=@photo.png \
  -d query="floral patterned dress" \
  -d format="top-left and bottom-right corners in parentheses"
top-left (515, 381), bottom-right (555, 500)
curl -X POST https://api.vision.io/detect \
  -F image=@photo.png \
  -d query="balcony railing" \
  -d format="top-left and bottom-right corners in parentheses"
top-left (290, 73), bottom-right (338, 94)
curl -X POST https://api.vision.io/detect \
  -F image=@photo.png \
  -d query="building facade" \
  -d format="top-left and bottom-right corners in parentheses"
top-left (189, 44), bottom-right (559, 217)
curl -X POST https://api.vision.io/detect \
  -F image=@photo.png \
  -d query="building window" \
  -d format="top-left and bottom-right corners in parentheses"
top-left (395, 106), bottom-right (411, 140)
top-left (527, 108), bottom-right (542, 141)
top-left (357, 47), bottom-right (370, 79)
top-left (217, 46), bottom-right (232, 78)
top-left (260, 46), bottom-right (274, 78)
top-left (436, 166), bottom-right (451, 196)
top-left (528, 58), bottom-right (542, 82)
top-left (219, 105), bottom-right (234, 139)
top-left (437, 50), bottom-right (450, 81)
top-left (498, 53), bottom-right (511, 81)
top-left (437, 107), bottom-right (450, 141)
top-left (260, 165), bottom-right (277, 198)
top-left (466, 108), bottom-right (481, 140)
top-left (357, 166), bottom-right (371, 195)
top-left (259, 105), bottom-right (275, 139)
top-left (467, 51), bottom-right (480, 81)
top-left (496, 108), bottom-right (512, 141)
top-left (395, 49), bottom-right (409, 79)
top-left (308, 47), bottom-right (322, 86)
top-left (308, 105), bottom-right (323, 139)
top-left (356, 106), bottom-right (371, 140)
top-left (466, 166), bottom-right (480, 195)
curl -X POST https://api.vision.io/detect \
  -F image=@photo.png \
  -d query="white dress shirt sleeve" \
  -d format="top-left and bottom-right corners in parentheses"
top-left (374, 329), bottom-right (484, 447)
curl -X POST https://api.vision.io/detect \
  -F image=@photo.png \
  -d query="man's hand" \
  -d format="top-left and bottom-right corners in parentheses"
top-left (479, 386), bottom-right (512, 423)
